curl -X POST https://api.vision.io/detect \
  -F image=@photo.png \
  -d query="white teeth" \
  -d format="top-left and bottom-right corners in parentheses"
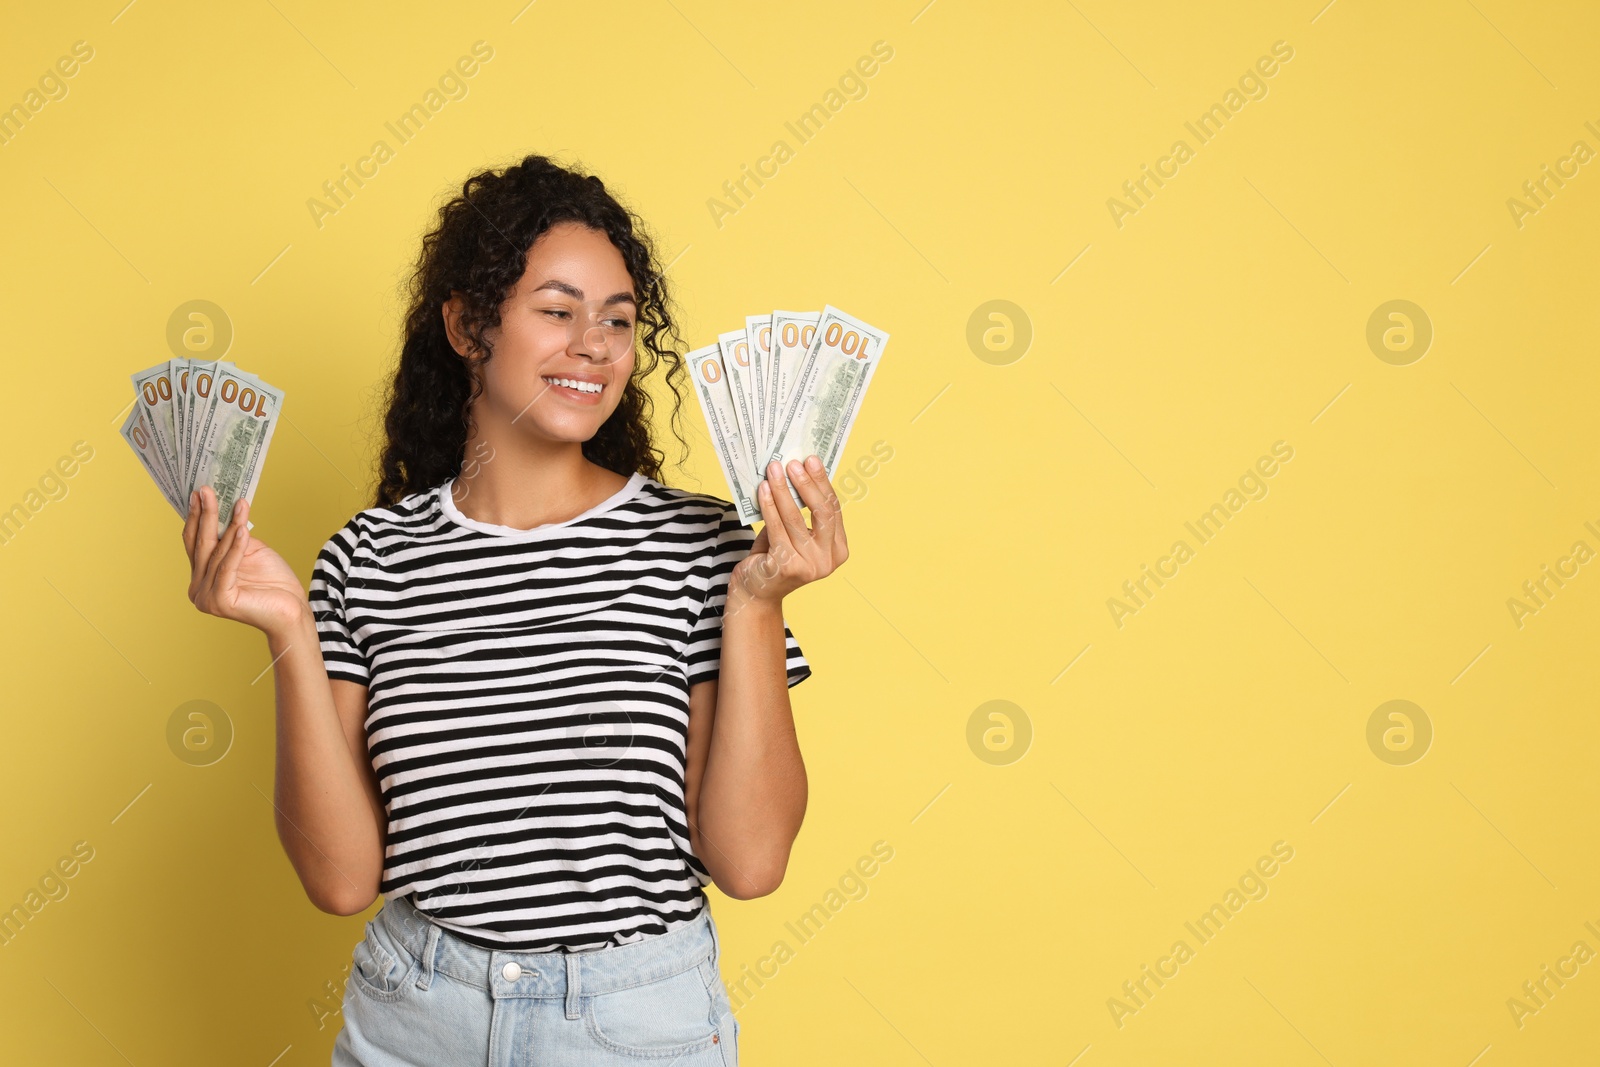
top-left (544, 376), bottom-right (602, 394)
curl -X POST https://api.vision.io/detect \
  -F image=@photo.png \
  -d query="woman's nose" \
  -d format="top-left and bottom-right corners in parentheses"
top-left (569, 318), bottom-right (628, 365)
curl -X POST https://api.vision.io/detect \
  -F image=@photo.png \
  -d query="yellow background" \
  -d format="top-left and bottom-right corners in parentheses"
top-left (2, 0), bottom-right (1598, 1062)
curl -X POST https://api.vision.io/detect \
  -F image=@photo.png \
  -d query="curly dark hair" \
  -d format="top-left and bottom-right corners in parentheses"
top-left (373, 153), bottom-right (688, 507)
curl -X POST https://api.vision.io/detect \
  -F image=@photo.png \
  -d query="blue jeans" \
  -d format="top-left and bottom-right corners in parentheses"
top-left (332, 894), bottom-right (740, 1066)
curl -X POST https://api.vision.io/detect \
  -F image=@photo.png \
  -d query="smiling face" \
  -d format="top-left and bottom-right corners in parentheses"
top-left (452, 220), bottom-right (639, 446)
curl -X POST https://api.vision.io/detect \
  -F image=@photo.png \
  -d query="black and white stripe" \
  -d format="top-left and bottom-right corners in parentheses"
top-left (308, 471), bottom-right (810, 952)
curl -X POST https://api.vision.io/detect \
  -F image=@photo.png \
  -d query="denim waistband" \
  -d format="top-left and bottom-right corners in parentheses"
top-left (376, 892), bottom-right (720, 1015)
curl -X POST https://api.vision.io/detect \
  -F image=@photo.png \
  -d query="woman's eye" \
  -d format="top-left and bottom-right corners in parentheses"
top-left (540, 308), bottom-right (631, 329)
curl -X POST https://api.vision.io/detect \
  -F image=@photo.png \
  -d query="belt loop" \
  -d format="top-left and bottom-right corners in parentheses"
top-left (565, 953), bottom-right (581, 1020)
top-left (704, 904), bottom-right (720, 962)
top-left (415, 923), bottom-right (442, 990)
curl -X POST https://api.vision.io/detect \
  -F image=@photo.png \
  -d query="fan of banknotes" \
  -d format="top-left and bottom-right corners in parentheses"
top-left (689, 305), bottom-right (888, 524)
top-left (121, 360), bottom-right (284, 536)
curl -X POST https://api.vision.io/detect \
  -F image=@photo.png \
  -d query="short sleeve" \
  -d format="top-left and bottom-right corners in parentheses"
top-left (308, 521), bottom-right (370, 686)
top-left (685, 504), bottom-right (812, 690)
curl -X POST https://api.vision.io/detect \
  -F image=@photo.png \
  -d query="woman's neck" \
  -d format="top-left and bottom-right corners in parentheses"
top-left (449, 434), bottom-right (628, 530)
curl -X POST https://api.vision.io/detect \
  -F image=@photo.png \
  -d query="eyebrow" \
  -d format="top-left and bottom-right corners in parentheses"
top-left (533, 279), bottom-right (637, 306)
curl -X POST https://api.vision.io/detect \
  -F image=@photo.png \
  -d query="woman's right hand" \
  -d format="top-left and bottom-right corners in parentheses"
top-left (183, 486), bottom-right (311, 638)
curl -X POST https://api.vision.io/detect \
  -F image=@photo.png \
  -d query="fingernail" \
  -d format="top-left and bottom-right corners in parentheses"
top-left (788, 460), bottom-right (806, 479)
top-left (806, 455), bottom-right (823, 472)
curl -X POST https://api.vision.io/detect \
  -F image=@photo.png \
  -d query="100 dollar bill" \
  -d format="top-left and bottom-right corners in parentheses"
top-left (120, 405), bottom-right (186, 518)
top-left (687, 343), bottom-right (763, 524)
top-left (744, 313), bottom-right (774, 446)
top-left (766, 310), bottom-right (818, 458)
top-left (716, 329), bottom-right (765, 483)
top-left (763, 305), bottom-right (889, 508)
top-left (130, 362), bottom-right (183, 494)
top-left (187, 364), bottom-right (283, 535)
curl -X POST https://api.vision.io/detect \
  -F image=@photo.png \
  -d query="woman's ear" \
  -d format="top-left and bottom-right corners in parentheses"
top-left (442, 293), bottom-right (474, 357)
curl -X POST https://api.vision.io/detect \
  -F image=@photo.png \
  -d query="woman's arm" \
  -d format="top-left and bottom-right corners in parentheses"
top-left (686, 597), bottom-right (807, 899)
top-left (687, 455), bottom-right (847, 899)
top-left (266, 617), bottom-right (387, 915)
top-left (185, 488), bottom-right (387, 915)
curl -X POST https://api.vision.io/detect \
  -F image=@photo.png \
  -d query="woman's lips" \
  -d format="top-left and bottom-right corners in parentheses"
top-left (541, 375), bottom-right (605, 404)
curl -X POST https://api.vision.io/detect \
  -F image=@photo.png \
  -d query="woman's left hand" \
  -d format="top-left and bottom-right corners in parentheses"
top-left (731, 455), bottom-right (849, 605)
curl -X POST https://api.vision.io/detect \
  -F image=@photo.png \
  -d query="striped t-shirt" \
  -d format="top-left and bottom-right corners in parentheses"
top-left (307, 471), bottom-right (810, 953)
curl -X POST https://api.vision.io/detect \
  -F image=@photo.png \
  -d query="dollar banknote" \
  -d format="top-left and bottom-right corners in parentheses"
top-left (716, 329), bottom-right (764, 482)
top-left (766, 311), bottom-right (818, 457)
top-left (744, 313), bottom-right (774, 445)
top-left (119, 405), bottom-right (186, 518)
top-left (689, 305), bottom-right (887, 521)
top-left (763, 305), bottom-right (889, 494)
top-left (687, 342), bottom-right (762, 524)
top-left (130, 361), bottom-right (183, 493)
top-left (187, 364), bottom-right (283, 535)
top-left (123, 359), bottom-right (280, 533)
top-left (169, 357), bottom-right (188, 490)
top-left (174, 357), bottom-right (222, 493)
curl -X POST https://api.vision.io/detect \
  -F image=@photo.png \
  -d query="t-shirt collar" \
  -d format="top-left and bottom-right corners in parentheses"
top-left (437, 471), bottom-right (647, 539)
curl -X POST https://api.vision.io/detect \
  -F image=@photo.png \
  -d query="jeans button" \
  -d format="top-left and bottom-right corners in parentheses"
top-left (502, 962), bottom-right (522, 981)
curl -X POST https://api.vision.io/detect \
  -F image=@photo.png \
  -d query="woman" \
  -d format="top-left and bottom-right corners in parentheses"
top-left (181, 154), bottom-right (848, 1065)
